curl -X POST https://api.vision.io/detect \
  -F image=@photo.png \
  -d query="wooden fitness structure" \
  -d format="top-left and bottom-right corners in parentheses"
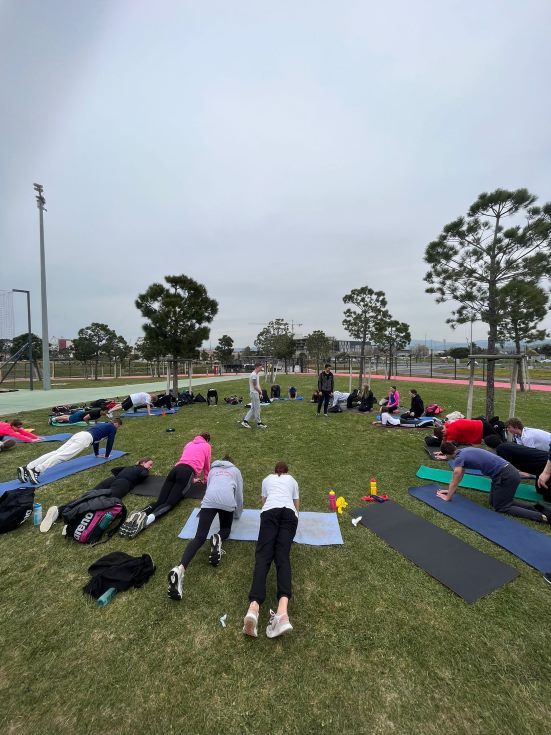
top-left (466, 354), bottom-right (529, 419)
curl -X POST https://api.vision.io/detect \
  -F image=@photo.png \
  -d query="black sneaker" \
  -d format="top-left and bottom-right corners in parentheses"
top-left (26, 467), bottom-right (40, 485)
top-left (544, 572), bottom-right (551, 586)
top-left (209, 533), bottom-right (223, 566)
top-left (241, 420), bottom-right (251, 429)
top-left (257, 423), bottom-right (267, 429)
top-left (167, 567), bottom-right (183, 600)
top-left (17, 466), bottom-right (28, 483)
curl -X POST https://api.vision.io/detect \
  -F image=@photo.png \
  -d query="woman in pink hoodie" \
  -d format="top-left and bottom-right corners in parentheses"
top-left (119, 432), bottom-right (212, 538)
top-left (0, 419), bottom-right (41, 443)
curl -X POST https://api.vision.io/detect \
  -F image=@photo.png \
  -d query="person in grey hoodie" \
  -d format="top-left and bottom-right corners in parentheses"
top-left (167, 455), bottom-right (244, 601)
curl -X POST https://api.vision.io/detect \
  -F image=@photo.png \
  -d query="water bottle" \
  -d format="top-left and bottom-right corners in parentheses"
top-left (370, 477), bottom-right (378, 495)
top-left (96, 587), bottom-right (117, 608)
top-left (33, 502), bottom-right (42, 526)
top-left (98, 512), bottom-right (114, 531)
top-left (328, 490), bottom-right (337, 511)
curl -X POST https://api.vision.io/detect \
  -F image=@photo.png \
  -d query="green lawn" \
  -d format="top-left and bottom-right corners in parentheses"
top-left (1, 377), bottom-right (550, 735)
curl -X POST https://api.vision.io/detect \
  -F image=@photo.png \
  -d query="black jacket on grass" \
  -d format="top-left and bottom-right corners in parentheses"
top-left (83, 552), bottom-right (156, 599)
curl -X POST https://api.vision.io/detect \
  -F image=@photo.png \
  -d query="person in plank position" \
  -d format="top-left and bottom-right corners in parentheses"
top-left (436, 442), bottom-right (550, 523)
top-left (119, 432), bottom-right (212, 538)
top-left (50, 408), bottom-right (109, 424)
top-left (166, 454), bottom-right (244, 601)
top-left (16, 419), bottom-right (122, 485)
top-left (0, 419), bottom-right (41, 442)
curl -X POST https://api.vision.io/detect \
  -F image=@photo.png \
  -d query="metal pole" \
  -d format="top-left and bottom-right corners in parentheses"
top-left (13, 289), bottom-right (33, 391)
top-left (34, 184), bottom-right (50, 390)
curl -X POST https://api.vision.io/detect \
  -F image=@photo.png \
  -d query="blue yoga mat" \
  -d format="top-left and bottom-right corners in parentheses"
top-left (0, 450), bottom-right (128, 496)
top-left (121, 407), bottom-right (178, 417)
top-left (14, 433), bottom-right (73, 443)
top-left (409, 485), bottom-right (551, 573)
top-left (178, 508), bottom-right (344, 546)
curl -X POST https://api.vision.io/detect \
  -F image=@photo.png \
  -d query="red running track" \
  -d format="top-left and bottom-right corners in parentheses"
top-left (331, 372), bottom-right (551, 392)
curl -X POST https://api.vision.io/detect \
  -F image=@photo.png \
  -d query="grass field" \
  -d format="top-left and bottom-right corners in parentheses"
top-left (1, 376), bottom-right (550, 735)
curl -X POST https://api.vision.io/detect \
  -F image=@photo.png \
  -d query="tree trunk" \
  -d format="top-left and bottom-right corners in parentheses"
top-left (172, 358), bottom-right (179, 397)
top-left (94, 357), bottom-right (99, 381)
top-left (358, 340), bottom-right (366, 390)
top-left (387, 343), bottom-right (393, 380)
top-left (515, 333), bottom-right (525, 392)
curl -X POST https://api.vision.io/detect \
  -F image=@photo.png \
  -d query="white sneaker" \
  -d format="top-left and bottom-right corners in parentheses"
top-left (266, 610), bottom-right (293, 639)
top-left (243, 609), bottom-right (259, 637)
top-left (241, 420), bottom-right (251, 429)
top-left (167, 567), bottom-right (183, 601)
top-left (257, 423), bottom-right (267, 429)
top-left (40, 506), bottom-right (59, 533)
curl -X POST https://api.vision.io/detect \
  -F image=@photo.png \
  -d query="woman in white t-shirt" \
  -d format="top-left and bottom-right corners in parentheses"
top-left (243, 462), bottom-right (300, 640)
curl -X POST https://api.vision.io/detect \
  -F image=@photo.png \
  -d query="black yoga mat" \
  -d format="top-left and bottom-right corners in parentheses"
top-left (350, 501), bottom-right (518, 603)
top-left (130, 476), bottom-right (206, 500)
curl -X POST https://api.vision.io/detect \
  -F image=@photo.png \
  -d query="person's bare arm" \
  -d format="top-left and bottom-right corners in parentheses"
top-left (538, 460), bottom-right (551, 490)
top-left (294, 498), bottom-right (300, 512)
top-left (437, 467), bottom-right (464, 501)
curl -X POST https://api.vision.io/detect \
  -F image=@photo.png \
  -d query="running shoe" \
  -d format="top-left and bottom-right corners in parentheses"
top-left (119, 510), bottom-right (148, 538)
top-left (241, 420), bottom-right (251, 429)
top-left (26, 467), bottom-right (40, 485)
top-left (17, 466), bottom-right (29, 483)
top-left (40, 506), bottom-right (59, 533)
top-left (208, 533), bottom-right (223, 566)
top-left (243, 609), bottom-right (259, 638)
top-left (266, 610), bottom-right (293, 639)
top-left (167, 567), bottom-right (183, 601)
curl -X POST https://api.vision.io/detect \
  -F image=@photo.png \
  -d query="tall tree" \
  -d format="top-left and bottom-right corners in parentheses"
top-left (110, 335), bottom-right (132, 378)
top-left (374, 319), bottom-right (411, 379)
top-left (215, 335), bottom-right (234, 365)
top-left (76, 323), bottom-right (118, 380)
top-left (424, 188), bottom-right (551, 416)
top-left (255, 319), bottom-right (296, 373)
top-left (305, 330), bottom-right (332, 375)
top-left (72, 335), bottom-right (97, 379)
top-left (136, 275), bottom-right (218, 395)
top-left (342, 287), bottom-right (388, 388)
top-left (496, 280), bottom-right (549, 390)
top-left (10, 332), bottom-right (42, 361)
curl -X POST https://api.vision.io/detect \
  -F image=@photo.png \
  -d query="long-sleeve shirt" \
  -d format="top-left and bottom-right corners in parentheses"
top-left (177, 435), bottom-right (211, 482)
top-left (387, 391), bottom-right (400, 409)
top-left (87, 423), bottom-right (117, 457)
top-left (318, 371), bottom-right (334, 392)
top-left (201, 460), bottom-right (244, 518)
top-left (410, 395), bottom-right (424, 417)
top-left (0, 422), bottom-right (40, 442)
top-left (515, 427), bottom-right (551, 453)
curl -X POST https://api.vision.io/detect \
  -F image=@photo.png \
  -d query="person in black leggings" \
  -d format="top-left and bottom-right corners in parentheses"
top-left (317, 364), bottom-right (334, 416)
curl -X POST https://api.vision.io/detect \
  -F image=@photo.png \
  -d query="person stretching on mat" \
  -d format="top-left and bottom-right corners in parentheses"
top-left (119, 432), bottom-right (212, 538)
top-left (432, 418), bottom-right (500, 456)
top-left (436, 442), bottom-right (551, 523)
top-left (484, 434), bottom-right (550, 497)
top-left (49, 408), bottom-right (109, 425)
top-left (505, 418), bottom-right (551, 452)
top-left (0, 419), bottom-right (41, 442)
top-left (243, 461), bottom-right (300, 640)
top-left (114, 391), bottom-right (153, 415)
top-left (167, 454), bottom-right (244, 601)
top-left (17, 418), bottom-right (123, 485)
top-left (39, 458), bottom-right (154, 533)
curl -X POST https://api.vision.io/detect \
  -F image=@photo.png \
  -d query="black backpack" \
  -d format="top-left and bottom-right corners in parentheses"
top-left (270, 385), bottom-right (281, 398)
top-left (0, 488), bottom-right (35, 534)
top-left (193, 393), bottom-right (207, 403)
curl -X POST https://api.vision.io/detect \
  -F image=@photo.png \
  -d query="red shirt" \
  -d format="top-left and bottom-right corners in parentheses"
top-left (444, 419), bottom-right (483, 445)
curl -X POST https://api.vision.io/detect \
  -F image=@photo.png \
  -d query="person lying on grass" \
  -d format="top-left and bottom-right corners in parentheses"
top-left (49, 408), bottom-right (109, 424)
top-left (166, 454), bottom-right (243, 601)
top-left (436, 442), bottom-right (551, 523)
top-left (243, 461), bottom-right (300, 640)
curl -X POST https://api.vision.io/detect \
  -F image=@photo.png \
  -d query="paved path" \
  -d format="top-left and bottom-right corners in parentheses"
top-left (0, 375), bottom-right (242, 417)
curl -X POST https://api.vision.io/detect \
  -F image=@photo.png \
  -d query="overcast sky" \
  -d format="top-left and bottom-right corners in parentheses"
top-left (1, 0), bottom-right (550, 349)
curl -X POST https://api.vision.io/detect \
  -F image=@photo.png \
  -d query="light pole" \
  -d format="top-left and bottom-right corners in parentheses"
top-left (12, 289), bottom-right (33, 391)
top-left (34, 183), bottom-right (51, 390)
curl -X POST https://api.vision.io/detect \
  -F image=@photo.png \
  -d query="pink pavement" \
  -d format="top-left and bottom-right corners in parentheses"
top-left (331, 373), bottom-right (551, 392)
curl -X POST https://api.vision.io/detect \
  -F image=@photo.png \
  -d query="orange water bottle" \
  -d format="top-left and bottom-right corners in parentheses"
top-left (328, 490), bottom-right (337, 511)
top-left (370, 477), bottom-right (377, 495)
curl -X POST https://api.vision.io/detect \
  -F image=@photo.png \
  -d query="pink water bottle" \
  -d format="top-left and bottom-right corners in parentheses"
top-left (329, 490), bottom-right (337, 511)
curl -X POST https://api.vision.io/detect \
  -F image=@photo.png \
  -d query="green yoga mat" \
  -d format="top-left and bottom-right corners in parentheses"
top-left (50, 420), bottom-right (89, 427)
top-left (416, 465), bottom-right (542, 503)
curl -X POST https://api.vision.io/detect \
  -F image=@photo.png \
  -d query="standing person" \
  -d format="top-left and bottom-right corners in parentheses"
top-left (49, 408), bottom-right (108, 424)
top-left (243, 461), bottom-right (300, 639)
top-left (316, 363), bottom-right (334, 417)
top-left (0, 419), bottom-right (41, 442)
top-left (401, 389), bottom-right (424, 419)
top-left (17, 419), bottom-right (123, 485)
top-left (119, 432), bottom-right (212, 538)
top-left (242, 363), bottom-right (267, 429)
top-left (437, 442), bottom-right (550, 523)
top-left (167, 455), bottom-right (244, 601)
top-left (119, 391), bottom-right (153, 415)
top-left (505, 418), bottom-right (551, 452)
top-left (39, 458), bottom-right (154, 532)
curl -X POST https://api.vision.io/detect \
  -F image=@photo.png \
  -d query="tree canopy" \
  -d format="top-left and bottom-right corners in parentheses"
top-left (424, 188), bottom-right (551, 415)
top-left (10, 332), bottom-right (42, 361)
top-left (255, 319), bottom-right (295, 361)
top-left (215, 335), bottom-right (234, 365)
top-left (342, 287), bottom-right (388, 387)
top-left (305, 330), bottom-right (333, 374)
top-left (75, 323), bottom-right (118, 380)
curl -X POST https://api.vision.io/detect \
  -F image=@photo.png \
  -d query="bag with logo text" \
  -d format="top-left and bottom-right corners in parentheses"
top-left (65, 502), bottom-right (126, 545)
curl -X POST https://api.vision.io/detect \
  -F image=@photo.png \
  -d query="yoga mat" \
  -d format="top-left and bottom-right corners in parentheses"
top-left (350, 501), bottom-right (518, 603)
top-left (409, 485), bottom-right (551, 574)
top-left (13, 433), bottom-right (73, 443)
top-left (121, 407), bottom-right (178, 417)
top-left (0, 450), bottom-right (128, 497)
top-left (50, 420), bottom-right (89, 427)
top-left (416, 465), bottom-right (541, 502)
top-left (130, 475), bottom-right (206, 499)
top-left (178, 509), bottom-right (344, 546)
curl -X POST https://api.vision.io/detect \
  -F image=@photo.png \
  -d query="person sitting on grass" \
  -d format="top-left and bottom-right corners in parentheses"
top-left (505, 418), bottom-right (551, 452)
top-left (288, 386), bottom-right (297, 400)
top-left (381, 385), bottom-right (400, 414)
top-left (243, 461), bottom-right (300, 640)
top-left (17, 418), bottom-right (123, 485)
top-left (119, 432), bottom-right (211, 538)
top-left (167, 454), bottom-right (243, 601)
top-left (358, 385), bottom-right (375, 413)
top-left (401, 389), bottom-right (424, 419)
top-left (39, 458), bottom-right (154, 533)
top-left (0, 418), bottom-right (41, 443)
top-left (436, 442), bottom-right (551, 523)
top-left (49, 408), bottom-right (109, 425)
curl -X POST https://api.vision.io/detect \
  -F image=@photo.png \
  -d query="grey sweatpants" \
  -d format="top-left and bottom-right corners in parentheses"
top-left (244, 392), bottom-right (261, 424)
top-left (490, 464), bottom-right (543, 521)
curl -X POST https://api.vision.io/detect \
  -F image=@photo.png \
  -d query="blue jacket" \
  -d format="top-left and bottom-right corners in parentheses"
top-left (87, 423), bottom-right (117, 457)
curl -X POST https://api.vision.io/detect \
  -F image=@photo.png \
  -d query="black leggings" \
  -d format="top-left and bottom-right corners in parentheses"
top-left (248, 507), bottom-right (298, 605)
top-left (317, 391), bottom-right (331, 415)
top-left (93, 476), bottom-right (132, 500)
top-left (180, 507), bottom-right (234, 567)
top-left (150, 464), bottom-right (194, 520)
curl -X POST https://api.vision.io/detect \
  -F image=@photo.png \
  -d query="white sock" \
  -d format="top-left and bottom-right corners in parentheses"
top-left (146, 514), bottom-right (155, 527)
